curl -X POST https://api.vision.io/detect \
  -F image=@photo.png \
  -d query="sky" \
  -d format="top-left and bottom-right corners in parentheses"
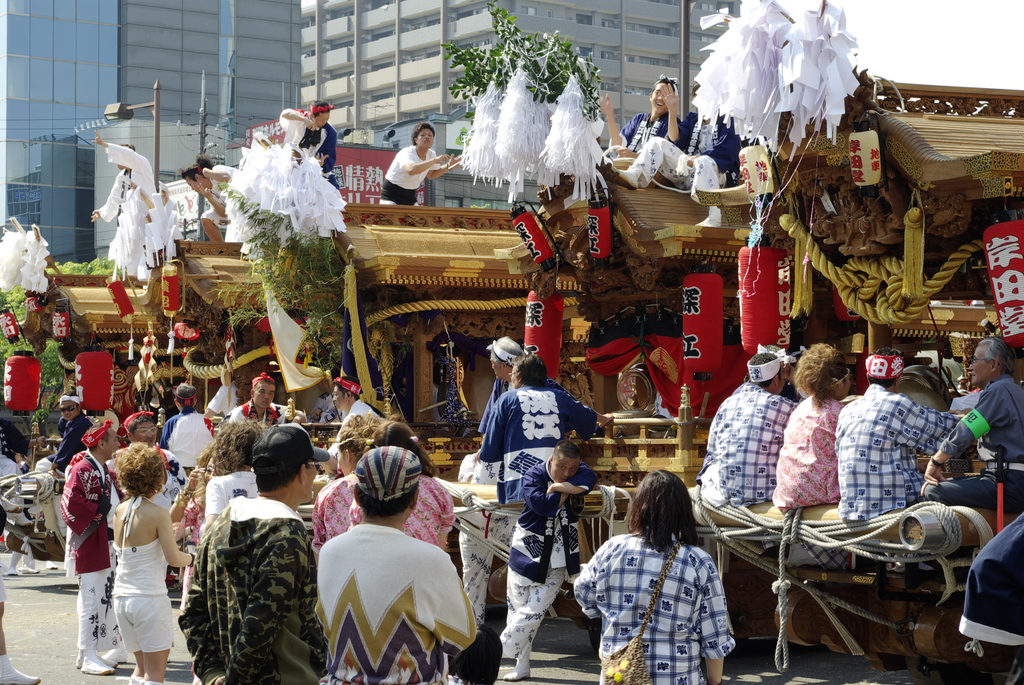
top-left (821, 0), bottom-right (1024, 91)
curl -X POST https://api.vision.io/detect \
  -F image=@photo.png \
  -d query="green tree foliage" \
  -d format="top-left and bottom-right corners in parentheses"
top-left (444, 2), bottom-right (601, 118)
top-left (1, 258), bottom-right (114, 424)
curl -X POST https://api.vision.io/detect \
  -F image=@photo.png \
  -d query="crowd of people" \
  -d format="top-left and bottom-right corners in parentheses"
top-left (0, 333), bottom-right (1023, 684)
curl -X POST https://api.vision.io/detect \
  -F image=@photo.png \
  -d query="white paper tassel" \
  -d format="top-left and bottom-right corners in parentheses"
top-left (776, 1), bottom-right (860, 146)
top-left (0, 229), bottom-right (27, 292)
top-left (19, 228), bottom-right (50, 293)
top-left (695, 0), bottom-right (860, 149)
top-left (462, 82), bottom-right (505, 184)
top-left (496, 68), bottom-right (551, 200)
top-left (538, 76), bottom-right (606, 202)
top-left (166, 328), bottom-right (175, 355)
top-left (128, 333), bottom-right (135, 361)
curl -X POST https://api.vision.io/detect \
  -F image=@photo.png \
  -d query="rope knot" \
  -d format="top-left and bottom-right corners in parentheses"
top-left (772, 579), bottom-right (792, 596)
top-left (964, 638), bottom-right (985, 657)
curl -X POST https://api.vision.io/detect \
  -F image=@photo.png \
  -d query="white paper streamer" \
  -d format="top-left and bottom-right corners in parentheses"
top-left (461, 82), bottom-right (505, 184)
top-left (0, 228), bottom-right (27, 292)
top-left (495, 68), bottom-right (551, 201)
top-left (538, 76), bottom-right (606, 202)
top-left (19, 228), bottom-right (50, 293)
top-left (694, 0), bottom-right (860, 149)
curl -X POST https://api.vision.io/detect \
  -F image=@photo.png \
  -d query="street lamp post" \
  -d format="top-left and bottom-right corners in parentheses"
top-left (103, 80), bottom-right (162, 189)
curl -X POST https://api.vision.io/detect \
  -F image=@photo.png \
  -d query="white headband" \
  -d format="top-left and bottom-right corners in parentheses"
top-left (60, 394), bottom-right (82, 405)
top-left (748, 358), bottom-right (781, 383)
top-left (487, 342), bottom-right (518, 366)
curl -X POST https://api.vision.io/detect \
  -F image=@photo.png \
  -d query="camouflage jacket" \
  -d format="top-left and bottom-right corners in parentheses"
top-left (179, 498), bottom-right (326, 685)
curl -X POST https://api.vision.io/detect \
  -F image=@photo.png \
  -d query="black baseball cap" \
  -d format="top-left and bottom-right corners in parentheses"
top-left (251, 424), bottom-right (330, 475)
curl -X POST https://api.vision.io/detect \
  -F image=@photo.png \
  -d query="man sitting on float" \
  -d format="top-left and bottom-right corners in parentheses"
top-left (603, 79), bottom-right (741, 227)
top-left (922, 336), bottom-right (1024, 511)
top-left (222, 373), bottom-right (305, 426)
top-left (835, 349), bottom-right (958, 520)
top-left (697, 352), bottom-right (797, 507)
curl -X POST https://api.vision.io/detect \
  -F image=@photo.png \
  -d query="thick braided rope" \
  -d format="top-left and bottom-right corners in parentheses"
top-left (183, 345), bottom-right (272, 379)
top-left (366, 297), bottom-right (579, 326)
top-left (778, 214), bottom-right (983, 324)
top-left (686, 486), bottom-right (997, 670)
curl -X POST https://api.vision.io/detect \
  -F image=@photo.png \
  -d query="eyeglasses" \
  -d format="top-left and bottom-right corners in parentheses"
top-left (60, 405), bottom-right (78, 413)
top-left (971, 356), bottom-right (993, 365)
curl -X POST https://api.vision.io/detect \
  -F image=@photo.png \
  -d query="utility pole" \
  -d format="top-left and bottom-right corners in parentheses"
top-left (196, 71), bottom-right (208, 240)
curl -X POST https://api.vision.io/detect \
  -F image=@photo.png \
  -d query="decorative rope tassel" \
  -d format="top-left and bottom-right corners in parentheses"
top-left (791, 227), bottom-right (814, 318)
top-left (902, 195), bottom-right (925, 310)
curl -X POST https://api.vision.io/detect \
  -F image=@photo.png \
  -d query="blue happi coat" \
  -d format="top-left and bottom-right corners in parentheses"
top-left (478, 383), bottom-right (598, 504)
top-left (509, 460), bottom-right (597, 583)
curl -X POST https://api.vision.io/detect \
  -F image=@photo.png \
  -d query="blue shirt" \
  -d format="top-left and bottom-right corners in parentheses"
top-left (478, 384), bottom-right (598, 504)
top-left (509, 461), bottom-right (597, 582)
top-left (0, 418), bottom-right (30, 460)
top-left (55, 413), bottom-right (92, 470)
top-left (316, 122), bottom-right (338, 179)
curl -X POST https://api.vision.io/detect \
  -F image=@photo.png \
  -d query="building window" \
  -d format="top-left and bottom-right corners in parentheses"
top-left (600, 50), bottom-right (617, 60)
top-left (578, 47), bottom-right (593, 57)
top-left (576, 13), bottom-right (593, 25)
top-left (445, 198), bottom-right (464, 208)
top-left (524, 5), bottom-right (536, 15)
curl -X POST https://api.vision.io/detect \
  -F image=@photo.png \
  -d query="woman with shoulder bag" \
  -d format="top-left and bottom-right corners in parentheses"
top-left (574, 470), bottom-right (734, 685)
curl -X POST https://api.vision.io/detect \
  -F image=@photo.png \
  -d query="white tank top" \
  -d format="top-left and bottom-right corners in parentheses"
top-left (113, 497), bottom-right (170, 597)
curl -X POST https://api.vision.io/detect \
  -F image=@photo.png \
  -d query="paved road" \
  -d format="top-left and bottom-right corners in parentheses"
top-left (1, 565), bottom-right (920, 685)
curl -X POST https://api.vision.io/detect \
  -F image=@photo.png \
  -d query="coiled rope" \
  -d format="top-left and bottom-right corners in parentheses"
top-left (689, 485), bottom-right (993, 673)
top-left (183, 345), bottom-right (272, 379)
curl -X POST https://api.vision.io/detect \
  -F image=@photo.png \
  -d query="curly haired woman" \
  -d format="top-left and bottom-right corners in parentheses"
top-left (773, 343), bottom-right (852, 511)
top-left (202, 420), bottom-right (265, 528)
top-left (113, 443), bottom-right (194, 685)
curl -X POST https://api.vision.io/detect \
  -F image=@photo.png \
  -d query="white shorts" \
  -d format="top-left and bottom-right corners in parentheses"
top-left (114, 594), bottom-right (174, 653)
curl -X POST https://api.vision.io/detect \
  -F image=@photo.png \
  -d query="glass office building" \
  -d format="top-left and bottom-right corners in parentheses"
top-left (1, 0), bottom-right (118, 261)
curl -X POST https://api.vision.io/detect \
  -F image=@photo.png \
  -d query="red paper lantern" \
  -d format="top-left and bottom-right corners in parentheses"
top-left (24, 295), bottom-right (45, 313)
top-left (682, 267), bottom-right (724, 380)
top-left (738, 246), bottom-right (791, 355)
top-left (52, 305), bottom-right (71, 342)
top-left (4, 351), bottom-right (41, 413)
top-left (174, 321), bottom-right (200, 341)
top-left (511, 203), bottom-right (557, 272)
top-left (0, 309), bottom-right (20, 343)
top-left (523, 290), bottom-right (564, 378)
top-left (162, 263), bottom-right (181, 317)
top-left (587, 192), bottom-right (613, 267)
top-left (256, 317), bottom-right (272, 333)
top-left (984, 219), bottom-right (1024, 347)
top-left (107, 279), bottom-right (135, 320)
top-left (75, 349), bottom-right (115, 413)
top-left (832, 287), bottom-right (860, 322)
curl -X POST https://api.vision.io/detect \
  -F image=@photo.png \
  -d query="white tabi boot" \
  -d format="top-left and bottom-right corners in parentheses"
top-left (503, 652), bottom-right (532, 682)
top-left (80, 650), bottom-right (115, 676)
top-left (99, 645), bottom-right (129, 666)
top-left (0, 655), bottom-right (40, 685)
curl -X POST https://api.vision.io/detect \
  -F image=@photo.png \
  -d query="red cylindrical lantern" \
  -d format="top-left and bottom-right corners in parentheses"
top-left (162, 263), bottom-right (181, 317)
top-left (24, 295), bottom-right (45, 313)
top-left (107, 279), bottom-right (135, 320)
top-left (4, 351), bottom-right (41, 413)
top-left (523, 290), bottom-right (564, 378)
top-left (832, 287), bottom-right (860, 322)
top-left (75, 349), bottom-right (115, 413)
top-left (984, 219), bottom-right (1024, 347)
top-left (52, 305), bottom-right (71, 342)
top-left (587, 192), bottom-right (613, 267)
top-left (682, 267), bottom-right (724, 380)
top-left (738, 246), bottom-right (791, 355)
top-left (0, 309), bottom-right (20, 343)
top-left (511, 204), bottom-right (557, 272)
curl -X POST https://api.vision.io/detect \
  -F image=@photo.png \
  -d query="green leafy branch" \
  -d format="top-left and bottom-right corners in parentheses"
top-left (444, 2), bottom-right (602, 118)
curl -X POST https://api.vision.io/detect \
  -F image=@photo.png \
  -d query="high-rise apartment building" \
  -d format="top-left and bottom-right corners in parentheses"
top-left (300, 0), bottom-right (738, 132)
top-left (0, 0), bottom-right (300, 262)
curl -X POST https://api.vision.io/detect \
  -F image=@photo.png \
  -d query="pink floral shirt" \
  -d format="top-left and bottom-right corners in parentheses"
top-left (351, 475), bottom-right (456, 548)
top-left (773, 397), bottom-right (844, 510)
top-left (312, 476), bottom-right (359, 554)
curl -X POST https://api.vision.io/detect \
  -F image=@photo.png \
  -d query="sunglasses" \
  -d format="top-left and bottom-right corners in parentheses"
top-left (60, 405), bottom-right (78, 413)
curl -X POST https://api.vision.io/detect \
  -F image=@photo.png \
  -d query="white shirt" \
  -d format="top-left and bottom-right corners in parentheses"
top-left (279, 109), bottom-right (326, 158)
top-left (340, 399), bottom-right (373, 427)
top-left (164, 410), bottom-right (215, 469)
top-left (384, 146), bottom-right (440, 190)
top-left (206, 383), bottom-right (238, 416)
top-left (205, 471), bottom-right (259, 519)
